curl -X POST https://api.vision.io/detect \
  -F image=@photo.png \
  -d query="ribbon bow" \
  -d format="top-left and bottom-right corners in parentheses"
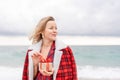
top-left (39, 55), bottom-right (52, 72)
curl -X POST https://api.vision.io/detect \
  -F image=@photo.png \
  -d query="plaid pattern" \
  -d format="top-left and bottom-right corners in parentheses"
top-left (22, 43), bottom-right (77, 80)
top-left (56, 46), bottom-right (78, 80)
top-left (22, 50), bottom-right (32, 80)
top-left (35, 41), bottom-right (55, 80)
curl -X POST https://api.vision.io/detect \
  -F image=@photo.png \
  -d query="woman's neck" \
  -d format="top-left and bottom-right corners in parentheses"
top-left (42, 39), bottom-right (53, 48)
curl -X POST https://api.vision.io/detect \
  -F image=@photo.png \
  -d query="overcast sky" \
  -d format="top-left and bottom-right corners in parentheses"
top-left (0, 0), bottom-right (120, 36)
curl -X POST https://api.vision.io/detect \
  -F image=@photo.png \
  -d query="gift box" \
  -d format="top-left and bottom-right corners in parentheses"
top-left (39, 62), bottom-right (53, 72)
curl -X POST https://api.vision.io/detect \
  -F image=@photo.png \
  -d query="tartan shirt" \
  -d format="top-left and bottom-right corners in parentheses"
top-left (22, 41), bottom-right (78, 80)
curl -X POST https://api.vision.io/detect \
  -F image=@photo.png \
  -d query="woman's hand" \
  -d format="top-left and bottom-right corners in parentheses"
top-left (39, 67), bottom-right (54, 76)
top-left (31, 51), bottom-right (54, 76)
top-left (31, 51), bottom-right (42, 78)
top-left (31, 51), bottom-right (41, 66)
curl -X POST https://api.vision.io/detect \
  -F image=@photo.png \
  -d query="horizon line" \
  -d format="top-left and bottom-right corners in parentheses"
top-left (0, 36), bottom-right (120, 46)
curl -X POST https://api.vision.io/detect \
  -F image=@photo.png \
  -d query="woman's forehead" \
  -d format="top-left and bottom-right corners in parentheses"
top-left (46, 21), bottom-right (57, 26)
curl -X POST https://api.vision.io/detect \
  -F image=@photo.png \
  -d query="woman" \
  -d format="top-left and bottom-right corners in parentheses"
top-left (22, 16), bottom-right (78, 80)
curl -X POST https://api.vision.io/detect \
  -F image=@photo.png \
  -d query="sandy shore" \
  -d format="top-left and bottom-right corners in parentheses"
top-left (0, 35), bottom-right (120, 46)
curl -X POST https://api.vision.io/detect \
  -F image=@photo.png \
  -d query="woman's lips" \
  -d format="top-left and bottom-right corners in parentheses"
top-left (52, 34), bottom-right (57, 37)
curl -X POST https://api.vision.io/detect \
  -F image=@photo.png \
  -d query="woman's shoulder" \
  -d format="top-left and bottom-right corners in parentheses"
top-left (55, 38), bottom-right (72, 51)
top-left (62, 46), bottom-right (72, 52)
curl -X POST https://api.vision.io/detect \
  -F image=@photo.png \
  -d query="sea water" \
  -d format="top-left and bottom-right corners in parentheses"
top-left (0, 45), bottom-right (120, 80)
top-left (73, 46), bottom-right (120, 80)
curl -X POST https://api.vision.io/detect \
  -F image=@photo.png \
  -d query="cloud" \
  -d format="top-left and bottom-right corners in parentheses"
top-left (0, 0), bottom-right (120, 36)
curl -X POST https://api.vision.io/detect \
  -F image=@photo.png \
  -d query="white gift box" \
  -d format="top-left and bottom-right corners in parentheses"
top-left (39, 62), bottom-right (53, 72)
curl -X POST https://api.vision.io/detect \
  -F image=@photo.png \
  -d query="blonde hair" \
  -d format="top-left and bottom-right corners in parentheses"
top-left (29, 16), bottom-right (55, 44)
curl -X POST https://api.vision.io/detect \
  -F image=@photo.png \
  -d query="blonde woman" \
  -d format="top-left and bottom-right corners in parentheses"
top-left (22, 16), bottom-right (78, 80)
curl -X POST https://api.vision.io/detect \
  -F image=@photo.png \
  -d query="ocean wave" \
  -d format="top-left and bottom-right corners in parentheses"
top-left (0, 66), bottom-right (120, 80)
top-left (77, 65), bottom-right (120, 80)
top-left (0, 66), bottom-right (22, 80)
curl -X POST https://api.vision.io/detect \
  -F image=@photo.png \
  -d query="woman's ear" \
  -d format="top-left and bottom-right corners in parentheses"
top-left (41, 33), bottom-right (44, 39)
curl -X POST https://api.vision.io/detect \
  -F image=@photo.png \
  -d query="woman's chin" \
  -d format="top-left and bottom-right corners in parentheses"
top-left (51, 39), bottom-right (56, 41)
top-left (50, 37), bottom-right (56, 41)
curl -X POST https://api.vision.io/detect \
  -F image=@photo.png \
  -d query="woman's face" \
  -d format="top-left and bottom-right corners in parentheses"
top-left (43, 21), bottom-right (57, 41)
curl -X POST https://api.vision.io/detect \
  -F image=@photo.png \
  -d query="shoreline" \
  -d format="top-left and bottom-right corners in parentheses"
top-left (0, 36), bottom-right (120, 46)
top-left (0, 66), bottom-right (120, 80)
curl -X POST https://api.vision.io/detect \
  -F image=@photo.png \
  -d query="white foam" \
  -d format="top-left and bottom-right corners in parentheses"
top-left (0, 66), bottom-right (22, 80)
top-left (0, 66), bottom-right (120, 80)
top-left (77, 65), bottom-right (120, 80)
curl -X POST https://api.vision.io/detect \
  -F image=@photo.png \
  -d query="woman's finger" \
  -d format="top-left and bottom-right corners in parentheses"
top-left (43, 70), bottom-right (54, 76)
top-left (33, 52), bottom-right (40, 57)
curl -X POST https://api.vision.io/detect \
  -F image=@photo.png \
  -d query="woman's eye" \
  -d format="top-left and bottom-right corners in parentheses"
top-left (49, 26), bottom-right (57, 29)
top-left (55, 27), bottom-right (57, 30)
top-left (49, 27), bottom-right (53, 29)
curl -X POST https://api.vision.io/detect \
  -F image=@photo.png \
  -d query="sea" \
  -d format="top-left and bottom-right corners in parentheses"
top-left (0, 45), bottom-right (120, 80)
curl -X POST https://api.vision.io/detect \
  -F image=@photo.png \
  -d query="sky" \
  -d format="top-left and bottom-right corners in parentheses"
top-left (0, 0), bottom-right (120, 36)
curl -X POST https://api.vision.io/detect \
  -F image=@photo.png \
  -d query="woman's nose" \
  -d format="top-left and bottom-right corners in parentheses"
top-left (53, 28), bottom-right (57, 33)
